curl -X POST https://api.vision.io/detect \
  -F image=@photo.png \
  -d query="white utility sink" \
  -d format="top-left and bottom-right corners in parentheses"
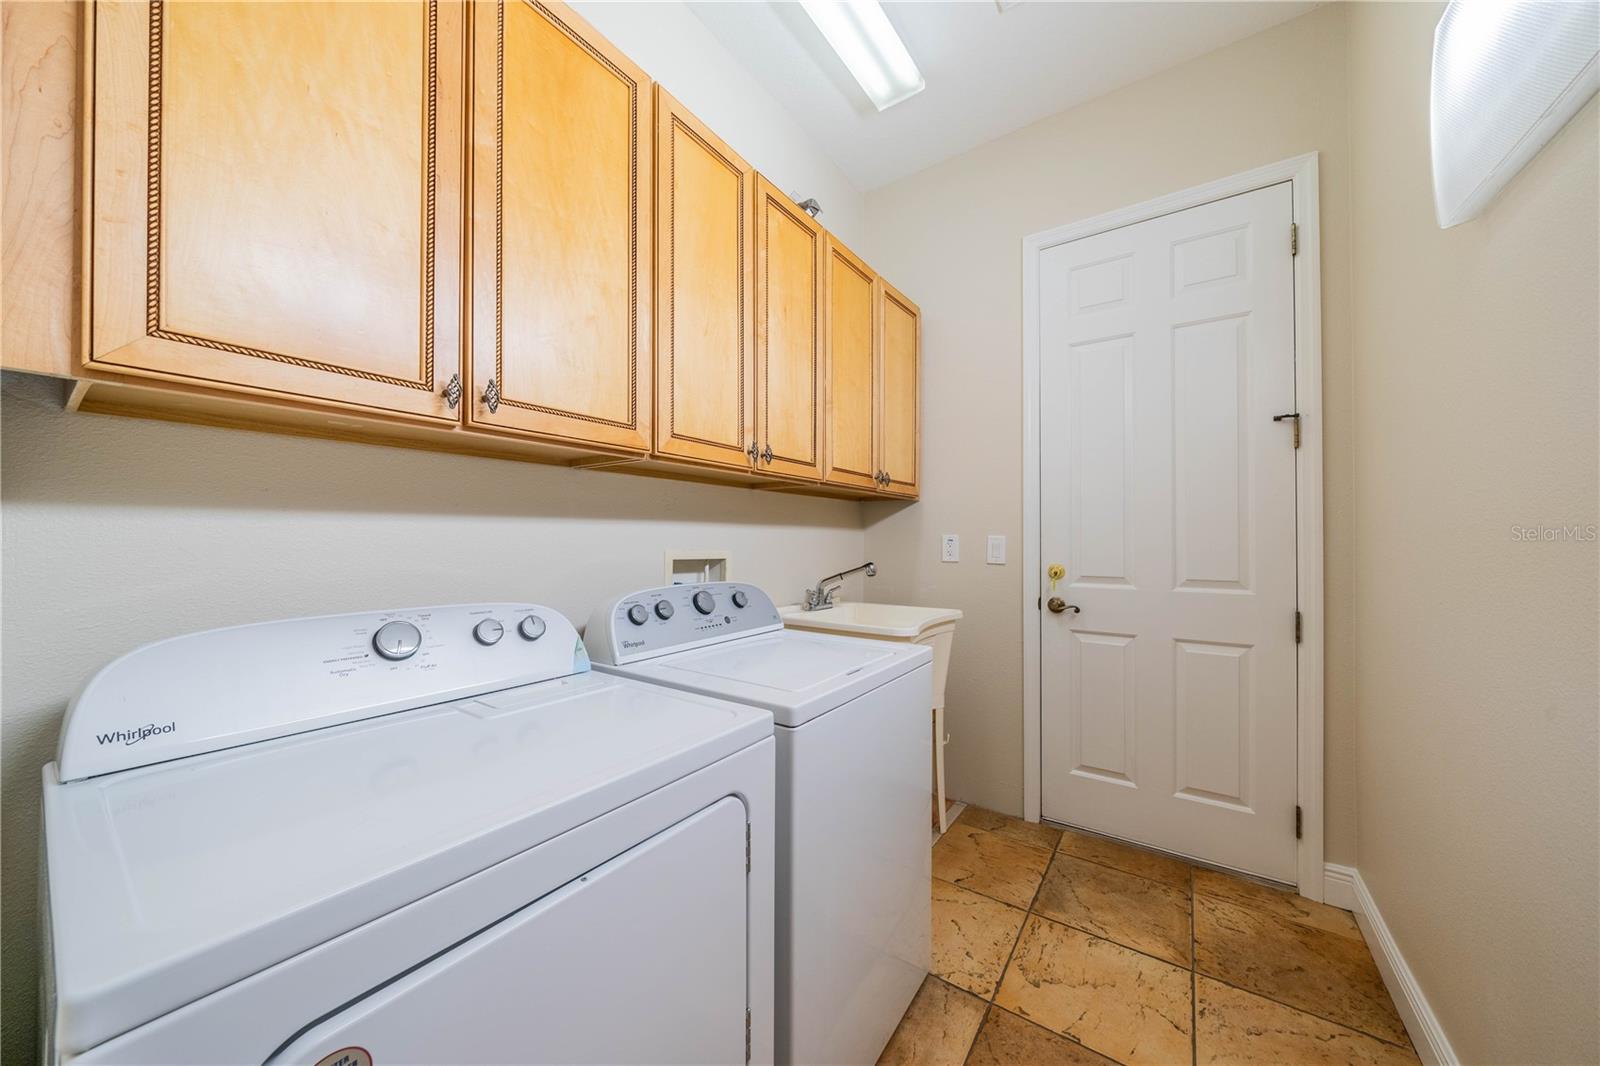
top-left (781, 602), bottom-right (963, 832)
top-left (778, 602), bottom-right (961, 640)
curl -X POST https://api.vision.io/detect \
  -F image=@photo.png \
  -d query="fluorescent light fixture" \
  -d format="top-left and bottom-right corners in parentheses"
top-left (801, 0), bottom-right (925, 112)
top-left (1430, 0), bottom-right (1599, 228)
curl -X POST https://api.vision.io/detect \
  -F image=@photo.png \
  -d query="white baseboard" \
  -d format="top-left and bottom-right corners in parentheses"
top-left (1324, 863), bottom-right (1459, 1066)
top-left (1322, 862), bottom-right (1358, 911)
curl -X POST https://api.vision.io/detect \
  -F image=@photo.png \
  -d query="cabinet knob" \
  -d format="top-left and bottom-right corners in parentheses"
top-left (747, 440), bottom-right (760, 464)
top-left (442, 373), bottom-right (462, 410)
top-left (483, 377), bottom-right (501, 414)
top-left (761, 443), bottom-right (773, 464)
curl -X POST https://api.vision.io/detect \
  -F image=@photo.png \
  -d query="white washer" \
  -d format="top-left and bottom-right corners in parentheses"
top-left (586, 583), bottom-right (931, 1066)
top-left (42, 603), bottom-right (775, 1065)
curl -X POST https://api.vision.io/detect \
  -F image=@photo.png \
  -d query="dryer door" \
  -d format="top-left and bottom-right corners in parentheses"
top-left (269, 798), bottom-right (749, 1066)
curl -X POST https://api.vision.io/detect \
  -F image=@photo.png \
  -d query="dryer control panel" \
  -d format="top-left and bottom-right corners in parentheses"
top-left (56, 604), bottom-right (588, 781)
top-left (586, 582), bottom-right (782, 666)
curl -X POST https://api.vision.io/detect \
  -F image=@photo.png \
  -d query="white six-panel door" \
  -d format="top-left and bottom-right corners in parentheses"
top-left (1039, 182), bottom-right (1299, 882)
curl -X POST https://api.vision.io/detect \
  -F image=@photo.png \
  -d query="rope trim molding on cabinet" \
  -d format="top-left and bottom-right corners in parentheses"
top-left (491, 1), bottom-right (640, 429)
top-left (759, 193), bottom-right (820, 466)
top-left (828, 247), bottom-right (877, 481)
top-left (666, 114), bottom-right (748, 452)
top-left (142, 0), bottom-right (438, 393)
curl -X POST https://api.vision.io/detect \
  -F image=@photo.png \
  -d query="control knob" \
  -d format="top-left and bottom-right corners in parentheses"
top-left (730, 589), bottom-right (748, 609)
top-left (473, 618), bottom-right (505, 646)
top-left (692, 590), bottom-right (715, 615)
top-left (373, 620), bottom-right (423, 661)
top-left (655, 601), bottom-right (674, 620)
top-left (626, 604), bottom-right (650, 626)
top-left (518, 615), bottom-right (547, 641)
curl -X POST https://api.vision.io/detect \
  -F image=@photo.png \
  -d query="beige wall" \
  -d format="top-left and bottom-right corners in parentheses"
top-left (1344, 4), bottom-right (1599, 1063)
top-left (862, 4), bottom-right (1360, 862)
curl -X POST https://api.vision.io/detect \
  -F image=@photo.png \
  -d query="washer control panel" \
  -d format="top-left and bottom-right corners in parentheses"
top-left (586, 582), bottom-right (782, 665)
top-left (56, 603), bottom-right (587, 782)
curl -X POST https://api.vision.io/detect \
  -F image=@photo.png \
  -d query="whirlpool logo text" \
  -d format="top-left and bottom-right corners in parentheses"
top-left (95, 722), bottom-right (177, 747)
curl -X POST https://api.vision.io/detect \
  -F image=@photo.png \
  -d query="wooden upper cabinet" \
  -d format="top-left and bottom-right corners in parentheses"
top-left (467, 0), bottom-right (650, 451)
top-left (877, 278), bottom-right (920, 497)
top-left (654, 86), bottom-right (756, 471)
top-left (821, 235), bottom-right (879, 491)
top-left (88, 1), bottom-right (464, 422)
top-left (753, 175), bottom-right (825, 482)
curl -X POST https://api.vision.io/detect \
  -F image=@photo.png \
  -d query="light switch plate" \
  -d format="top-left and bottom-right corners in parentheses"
top-left (986, 535), bottom-right (1006, 564)
top-left (940, 534), bottom-right (959, 563)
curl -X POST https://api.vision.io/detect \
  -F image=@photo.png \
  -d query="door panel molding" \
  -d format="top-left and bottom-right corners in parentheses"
top-left (467, 0), bottom-right (651, 450)
top-left (89, 0), bottom-right (464, 422)
top-left (1022, 153), bottom-right (1325, 899)
top-left (654, 86), bottom-right (756, 469)
top-left (753, 173), bottom-right (824, 481)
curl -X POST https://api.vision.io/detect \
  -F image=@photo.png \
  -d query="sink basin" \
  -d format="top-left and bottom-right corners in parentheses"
top-left (778, 602), bottom-right (961, 640)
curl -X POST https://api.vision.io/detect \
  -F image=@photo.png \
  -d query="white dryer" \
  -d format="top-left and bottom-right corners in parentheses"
top-left (42, 603), bottom-right (774, 1065)
top-left (586, 583), bottom-right (931, 1066)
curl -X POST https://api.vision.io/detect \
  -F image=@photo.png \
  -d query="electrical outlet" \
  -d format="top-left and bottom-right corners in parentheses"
top-left (986, 535), bottom-right (1006, 564)
top-left (940, 534), bottom-right (960, 563)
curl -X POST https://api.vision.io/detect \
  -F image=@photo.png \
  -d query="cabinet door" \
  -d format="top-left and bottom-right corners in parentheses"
top-left (654, 87), bottom-right (756, 470)
top-left (821, 236), bottom-right (879, 491)
top-left (753, 175), bottom-right (825, 482)
top-left (877, 278), bottom-right (920, 497)
top-left (467, 0), bottom-right (650, 451)
top-left (89, 1), bottom-right (463, 423)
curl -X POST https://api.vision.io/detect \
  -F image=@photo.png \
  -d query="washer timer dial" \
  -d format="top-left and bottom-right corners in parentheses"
top-left (692, 590), bottom-right (715, 615)
top-left (372, 620), bottom-right (423, 661)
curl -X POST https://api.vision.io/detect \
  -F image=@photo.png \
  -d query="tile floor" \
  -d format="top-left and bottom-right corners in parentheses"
top-left (880, 806), bottom-right (1419, 1066)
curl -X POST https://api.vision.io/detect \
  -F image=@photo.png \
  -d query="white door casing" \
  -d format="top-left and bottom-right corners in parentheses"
top-left (1036, 181), bottom-right (1300, 883)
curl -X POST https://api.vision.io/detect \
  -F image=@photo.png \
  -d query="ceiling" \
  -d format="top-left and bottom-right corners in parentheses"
top-left (688, 1), bottom-right (1319, 190)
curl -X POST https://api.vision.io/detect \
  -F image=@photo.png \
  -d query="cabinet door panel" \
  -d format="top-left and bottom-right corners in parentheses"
top-left (89, 0), bottom-right (463, 422)
top-left (878, 279), bottom-right (920, 497)
top-left (468, 0), bottom-right (649, 451)
top-left (822, 237), bottom-right (878, 491)
top-left (655, 87), bottom-right (755, 470)
top-left (754, 176), bottom-right (824, 482)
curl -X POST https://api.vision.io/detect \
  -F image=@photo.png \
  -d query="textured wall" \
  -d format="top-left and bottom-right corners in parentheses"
top-left (1344, 4), bottom-right (1599, 1062)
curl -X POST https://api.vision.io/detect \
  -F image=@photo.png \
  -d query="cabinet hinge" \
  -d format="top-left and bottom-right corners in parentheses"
top-left (745, 1008), bottom-right (752, 1063)
top-left (1290, 222), bottom-right (1299, 256)
top-left (745, 823), bottom-right (751, 874)
top-left (1295, 805), bottom-right (1303, 840)
top-left (1294, 611), bottom-right (1303, 643)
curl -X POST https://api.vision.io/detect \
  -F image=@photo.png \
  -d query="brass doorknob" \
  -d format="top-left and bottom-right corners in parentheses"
top-left (1046, 598), bottom-right (1080, 615)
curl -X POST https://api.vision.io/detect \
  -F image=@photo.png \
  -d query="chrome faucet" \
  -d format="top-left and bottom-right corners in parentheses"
top-left (803, 562), bottom-right (876, 611)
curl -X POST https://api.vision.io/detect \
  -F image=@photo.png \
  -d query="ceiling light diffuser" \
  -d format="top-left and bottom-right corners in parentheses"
top-left (1430, 0), bottom-right (1599, 228)
top-left (800, 0), bottom-right (925, 112)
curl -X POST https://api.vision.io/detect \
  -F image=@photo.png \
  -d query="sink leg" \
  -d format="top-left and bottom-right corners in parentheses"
top-left (933, 704), bottom-right (949, 835)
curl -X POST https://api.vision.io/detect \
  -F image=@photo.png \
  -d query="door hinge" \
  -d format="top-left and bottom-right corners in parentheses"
top-left (1295, 805), bottom-right (1303, 840)
top-left (745, 1008), bottom-right (752, 1063)
top-left (745, 823), bottom-right (751, 873)
top-left (1294, 611), bottom-right (1303, 643)
top-left (1290, 222), bottom-right (1299, 256)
